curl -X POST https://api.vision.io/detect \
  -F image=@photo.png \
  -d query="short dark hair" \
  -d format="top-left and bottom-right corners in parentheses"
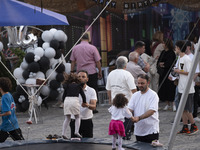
top-left (137, 74), bottom-right (150, 82)
top-left (0, 77), bottom-right (12, 92)
top-left (78, 70), bottom-right (89, 78)
top-left (82, 33), bottom-right (89, 40)
top-left (175, 40), bottom-right (186, 52)
top-left (134, 41), bottom-right (145, 50)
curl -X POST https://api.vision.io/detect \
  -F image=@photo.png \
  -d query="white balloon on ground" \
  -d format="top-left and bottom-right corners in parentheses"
top-left (40, 85), bottom-right (50, 96)
top-left (50, 28), bottom-right (57, 35)
top-left (0, 42), bottom-right (3, 51)
top-left (42, 42), bottom-right (50, 49)
top-left (37, 96), bottom-right (43, 106)
top-left (42, 30), bottom-right (53, 42)
top-left (46, 69), bottom-right (57, 80)
top-left (44, 47), bottom-right (56, 59)
top-left (63, 34), bottom-right (68, 42)
top-left (13, 67), bottom-right (24, 79)
top-left (34, 47), bottom-right (44, 57)
top-left (35, 71), bottom-right (45, 79)
top-left (25, 78), bottom-right (36, 85)
top-left (53, 30), bottom-right (66, 42)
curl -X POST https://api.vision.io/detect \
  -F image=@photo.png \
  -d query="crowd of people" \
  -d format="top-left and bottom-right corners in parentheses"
top-left (0, 32), bottom-right (200, 150)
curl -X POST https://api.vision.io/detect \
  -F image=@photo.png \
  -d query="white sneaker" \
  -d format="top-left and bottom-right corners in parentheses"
top-left (173, 105), bottom-right (176, 112)
top-left (194, 117), bottom-right (200, 122)
top-left (163, 105), bottom-right (170, 111)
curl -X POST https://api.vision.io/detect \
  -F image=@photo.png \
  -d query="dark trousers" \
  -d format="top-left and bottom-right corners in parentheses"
top-left (88, 73), bottom-right (98, 94)
top-left (70, 119), bottom-right (93, 138)
top-left (0, 128), bottom-right (24, 143)
top-left (136, 133), bottom-right (159, 143)
top-left (193, 85), bottom-right (200, 118)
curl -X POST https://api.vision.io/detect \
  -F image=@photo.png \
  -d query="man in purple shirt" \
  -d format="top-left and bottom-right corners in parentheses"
top-left (70, 33), bottom-right (102, 113)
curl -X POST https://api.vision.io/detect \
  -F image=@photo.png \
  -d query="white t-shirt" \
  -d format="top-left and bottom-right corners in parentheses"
top-left (79, 85), bottom-right (97, 120)
top-left (106, 69), bottom-right (136, 101)
top-left (128, 89), bottom-right (159, 136)
top-left (178, 55), bottom-right (195, 94)
top-left (108, 106), bottom-right (132, 122)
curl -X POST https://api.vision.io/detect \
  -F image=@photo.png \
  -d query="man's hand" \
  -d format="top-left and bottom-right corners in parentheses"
top-left (98, 72), bottom-right (102, 79)
top-left (82, 103), bottom-right (89, 107)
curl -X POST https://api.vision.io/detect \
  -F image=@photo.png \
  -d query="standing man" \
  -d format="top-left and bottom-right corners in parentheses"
top-left (134, 41), bottom-right (150, 73)
top-left (126, 51), bottom-right (146, 86)
top-left (0, 77), bottom-right (24, 142)
top-left (70, 33), bottom-right (102, 113)
top-left (128, 74), bottom-right (160, 144)
top-left (174, 40), bottom-right (198, 135)
top-left (70, 70), bottom-right (97, 138)
top-left (106, 56), bottom-right (137, 140)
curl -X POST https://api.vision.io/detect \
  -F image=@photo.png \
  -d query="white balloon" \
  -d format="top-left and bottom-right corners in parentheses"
top-left (20, 61), bottom-right (28, 70)
top-left (40, 85), bottom-right (50, 96)
top-left (49, 58), bottom-right (58, 67)
top-left (63, 34), bottom-right (68, 43)
top-left (41, 30), bottom-right (53, 42)
top-left (34, 47), bottom-right (44, 57)
top-left (26, 47), bottom-right (34, 53)
top-left (46, 69), bottom-right (57, 80)
top-left (17, 78), bottom-right (25, 84)
top-left (37, 96), bottom-right (43, 106)
top-left (34, 55), bottom-right (41, 62)
top-left (53, 30), bottom-right (66, 42)
top-left (36, 71), bottom-right (45, 79)
top-left (13, 67), bottom-right (24, 79)
top-left (25, 78), bottom-right (36, 85)
top-left (0, 42), bottom-right (3, 51)
top-left (42, 42), bottom-right (50, 49)
top-left (64, 63), bottom-right (71, 74)
top-left (44, 47), bottom-right (56, 59)
top-left (18, 98), bottom-right (23, 103)
top-left (50, 28), bottom-right (57, 35)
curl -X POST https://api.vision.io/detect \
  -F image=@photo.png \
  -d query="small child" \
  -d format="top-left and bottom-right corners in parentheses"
top-left (62, 73), bottom-right (86, 139)
top-left (108, 94), bottom-right (134, 150)
top-left (0, 77), bottom-right (24, 142)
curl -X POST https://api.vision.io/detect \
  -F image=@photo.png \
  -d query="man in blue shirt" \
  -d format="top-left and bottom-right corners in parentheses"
top-left (0, 77), bottom-right (24, 142)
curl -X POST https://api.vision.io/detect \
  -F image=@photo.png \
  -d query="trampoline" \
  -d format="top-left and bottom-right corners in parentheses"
top-left (0, 139), bottom-right (164, 150)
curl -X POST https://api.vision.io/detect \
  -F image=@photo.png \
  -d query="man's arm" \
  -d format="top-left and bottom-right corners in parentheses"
top-left (71, 60), bottom-right (76, 73)
top-left (82, 99), bottom-right (96, 110)
top-left (96, 61), bottom-right (102, 79)
top-left (131, 89), bottom-right (137, 94)
top-left (107, 90), bottom-right (112, 104)
top-left (133, 110), bottom-right (155, 123)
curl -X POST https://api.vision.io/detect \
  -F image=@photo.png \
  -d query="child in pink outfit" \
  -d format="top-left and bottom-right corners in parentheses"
top-left (108, 94), bottom-right (134, 150)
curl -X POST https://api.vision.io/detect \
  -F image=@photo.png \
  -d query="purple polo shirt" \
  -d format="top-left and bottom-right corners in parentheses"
top-left (70, 41), bottom-right (101, 74)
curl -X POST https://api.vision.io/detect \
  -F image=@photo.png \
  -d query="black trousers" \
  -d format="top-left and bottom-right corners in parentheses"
top-left (70, 119), bottom-right (93, 138)
top-left (0, 128), bottom-right (24, 143)
top-left (136, 133), bottom-right (159, 143)
top-left (88, 73), bottom-right (98, 92)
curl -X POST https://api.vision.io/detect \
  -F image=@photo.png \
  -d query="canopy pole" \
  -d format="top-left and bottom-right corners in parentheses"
top-left (167, 38), bottom-right (200, 150)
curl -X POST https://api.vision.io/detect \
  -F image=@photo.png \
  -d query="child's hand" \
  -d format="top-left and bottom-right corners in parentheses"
top-left (132, 116), bottom-right (140, 123)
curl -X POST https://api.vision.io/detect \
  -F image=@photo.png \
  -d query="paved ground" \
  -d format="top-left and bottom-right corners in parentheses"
top-left (3, 101), bottom-right (200, 150)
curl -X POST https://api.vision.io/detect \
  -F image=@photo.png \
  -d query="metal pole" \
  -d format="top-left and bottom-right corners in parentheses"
top-left (167, 38), bottom-right (200, 150)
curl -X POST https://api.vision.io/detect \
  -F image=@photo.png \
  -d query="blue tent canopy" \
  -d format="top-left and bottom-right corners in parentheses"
top-left (0, 0), bottom-right (69, 26)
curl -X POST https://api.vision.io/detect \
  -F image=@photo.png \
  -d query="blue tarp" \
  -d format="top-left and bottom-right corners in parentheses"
top-left (0, 0), bottom-right (69, 26)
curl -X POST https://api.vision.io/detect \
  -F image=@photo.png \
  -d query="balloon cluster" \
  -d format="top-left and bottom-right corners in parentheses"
top-left (13, 28), bottom-right (71, 112)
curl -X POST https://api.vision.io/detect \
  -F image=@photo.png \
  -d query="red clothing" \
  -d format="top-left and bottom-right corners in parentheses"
top-left (70, 41), bottom-right (101, 74)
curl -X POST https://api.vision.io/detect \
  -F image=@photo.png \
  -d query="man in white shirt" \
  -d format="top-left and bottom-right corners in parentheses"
top-left (128, 74), bottom-right (160, 143)
top-left (174, 40), bottom-right (198, 135)
top-left (70, 70), bottom-right (97, 138)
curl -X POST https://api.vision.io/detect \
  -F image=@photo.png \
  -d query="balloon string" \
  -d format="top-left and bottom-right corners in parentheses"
top-left (0, 60), bottom-right (30, 97)
top-left (34, 0), bottom-right (113, 95)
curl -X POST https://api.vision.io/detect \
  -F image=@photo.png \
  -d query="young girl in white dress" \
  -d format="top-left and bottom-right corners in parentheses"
top-left (108, 94), bottom-right (134, 150)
